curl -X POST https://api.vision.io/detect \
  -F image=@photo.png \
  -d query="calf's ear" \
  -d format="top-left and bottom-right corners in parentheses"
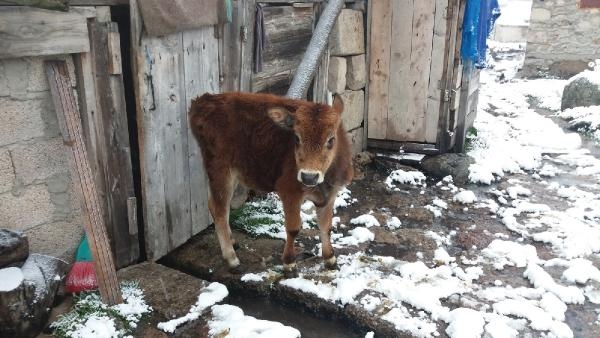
top-left (332, 94), bottom-right (344, 115)
top-left (267, 107), bottom-right (294, 129)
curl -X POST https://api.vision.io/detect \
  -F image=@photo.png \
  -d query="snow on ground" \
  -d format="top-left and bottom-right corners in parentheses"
top-left (158, 282), bottom-right (229, 333)
top-left (385, 169), bottom-right (427, 189)
top-left (209, 304), bottom-right (300, 338)
top-left (51, 282), bottom-right (152, 338)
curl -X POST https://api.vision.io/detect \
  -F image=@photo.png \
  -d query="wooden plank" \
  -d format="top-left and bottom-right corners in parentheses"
top-left (424, 0), bottom-right (449, 143)
top-left (220, 0), bottom-right (242, 91)
top-left (183, 27), bottom-right (219, 234)
top-left (88, 20), bottom-right (139, 268)
top-left (367, 139), bottom-right (440, 154)
top-left (107, 27), bottom-right (123, 74)
top-left (45, 60), bottom-right (122, 305)
top-left (0, 0), bottom-right (67, 10)
top-left (0, 7), bottom-right (89, 59)
top-left (405, 0), bottom-right (435, 142)
top-left (437, 0), bottom-right (463, 152)
top-left (366, 0), bottom-right (392, 140)
top-left (240, 0), bottom-right (256, 91)
top-left (252, 4), bottom-right (312, 94)
top-left (385, 0), bottom-right (413, 141)
top-left (70, 0), bottom-right (129, 5)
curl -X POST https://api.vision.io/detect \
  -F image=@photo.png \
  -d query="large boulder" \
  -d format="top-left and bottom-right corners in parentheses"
top-left (420, 153), bottom-right (474, 185)
top-left (0, 229), bottom-right (28, 268)
top-left (0, 254), bottom-right (68, 338)
top-left (561, 71), bottom-right (600, 110)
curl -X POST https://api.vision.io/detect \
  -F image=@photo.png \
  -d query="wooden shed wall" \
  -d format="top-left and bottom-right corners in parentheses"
top-left (130, 0), bottom-right (217, 260)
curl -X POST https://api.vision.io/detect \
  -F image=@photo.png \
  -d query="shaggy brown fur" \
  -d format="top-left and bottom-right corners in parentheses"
top-left (189, 92), bottom-right (353, 271)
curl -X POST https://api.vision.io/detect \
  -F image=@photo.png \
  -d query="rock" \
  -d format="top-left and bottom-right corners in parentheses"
top-left (561, 76), bottom-right (600, 110)
top-left (330, 9), bottom-right (365, 56)
top-left (421, 153), bottom-right (474, 185)
top-left (346, 54), bottom-right (366, 90)
top-left (328, 56), bottom-right (346, 94)
top-left (0, 254), bottom-right (67, 338)
top-left (0, 229), bottom-right (29, 268)
top-left (340, 89), bottom-right (364, 131)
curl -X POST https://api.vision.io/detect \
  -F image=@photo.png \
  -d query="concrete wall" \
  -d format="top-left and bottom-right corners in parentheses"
top-left (0, 56), bottom-right (83, 262)
top-left (523, 0), bottom-right (600, 78)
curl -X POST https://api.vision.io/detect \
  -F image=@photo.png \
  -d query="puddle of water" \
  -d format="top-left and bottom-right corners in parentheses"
top-left (226, 294), bottom-right (365, 338)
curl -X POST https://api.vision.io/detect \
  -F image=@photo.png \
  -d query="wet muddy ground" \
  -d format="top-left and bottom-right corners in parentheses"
top-left (159, 145), bottom-right (600, 337)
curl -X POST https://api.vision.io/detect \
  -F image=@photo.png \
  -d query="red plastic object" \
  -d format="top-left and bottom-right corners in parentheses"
top-left (65, 261), bottom-right (98, 293)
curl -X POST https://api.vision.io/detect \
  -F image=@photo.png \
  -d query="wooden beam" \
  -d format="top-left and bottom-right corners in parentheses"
top-left (45, 60), bottom-right (122, 305)
top-left (0, 6), bottom-right (89, 59)
top-left (70, 0), bottom-right (128, 5)
top-left (0, 0), bottom-right (67, 11)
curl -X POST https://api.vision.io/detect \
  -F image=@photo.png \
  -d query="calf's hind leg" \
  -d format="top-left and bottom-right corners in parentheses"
top-left (207, 169), bottom-right (239, 269)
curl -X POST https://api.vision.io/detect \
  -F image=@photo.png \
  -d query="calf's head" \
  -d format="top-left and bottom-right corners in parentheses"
top-left (268, 96), bottom-right (344, 187)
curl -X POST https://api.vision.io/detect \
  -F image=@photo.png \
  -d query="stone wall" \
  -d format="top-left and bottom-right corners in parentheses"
top-left (523, 0), bottom-right (600, 78)
top-left (328, 7), bottom-right (366, 154)
top-left (0, 56), bottom-right (83, 262)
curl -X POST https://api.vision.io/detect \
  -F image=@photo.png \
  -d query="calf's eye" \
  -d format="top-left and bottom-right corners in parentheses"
top-left (295, 134), bottom-right (301, 145)
top-left (326, 137), bottom-right (335, 149)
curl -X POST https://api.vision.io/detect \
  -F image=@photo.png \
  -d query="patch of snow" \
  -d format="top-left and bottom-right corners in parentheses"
top-left (241, 273), bottom-right (267, 283)
top-left (334, 187), bottom-right (357, 212)
top-left (209, 304), bottom-right (300, 338)
top-left (334, 227), bottom-right (374, 247)
top-left (453, 190), bottom-right (477, 204)
top-left (350, 214), bottom-right (380, 227)
top-left (482, 240), bottom-right (540, 270)
top-left (157, 282), bottom-right (229, 333)
top-left (68, 315), bottom-right (119, 338)
top-left (561, 259), bottom-right (600, 284)
top-left (365, 331), bottom-right (374, 338)
top-left (493, 299), bottom-right (573, 338)
top-left (385, 169), bottom-right (426, 188)
top-left (444, 307), bottom-right (485, 338)
top-left (0, 267), bottom-right (24, 291)
top-left (434, 248), bottom-right (455, 265)
top-left (523, 264), bottom-right (585, 304)
top-left (385, 216), bottom-right (402, 230)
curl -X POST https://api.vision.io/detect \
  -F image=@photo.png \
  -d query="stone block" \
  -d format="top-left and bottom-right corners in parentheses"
top-left (562, 77), bottom-right (600, 110)
top-left (10, 139), bottom-right (70, 186)
top-left (327, 56), bottom-right (347, 94)
top-left (0, 149), bottom-right (15, 194)
top-left (25, 220), bottom-right (82, 262)
top-left (530, 8), bottom-right (551, 21)
top-left (0, 98), bottom-right (47, 147)
top-left (339, 89), bottom-right (364, 131)
top-left (346, 54), bottom-right (366, 90)
top-left (0, 185), bottom-right (55, 231)
top-left (330, 9), bottom-right (365, 56)
top-left (347, 127), bottom-right (364, 154)
top-left (2, 58), bottom-right (28, 96)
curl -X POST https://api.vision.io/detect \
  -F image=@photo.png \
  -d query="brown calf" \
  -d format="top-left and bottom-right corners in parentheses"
top-left (189, 92), bottom-right (353, 271)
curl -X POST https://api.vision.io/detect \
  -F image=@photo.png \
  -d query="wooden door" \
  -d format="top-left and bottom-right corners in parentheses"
top-left (130, 0), bottom-right (217, 260)
top-left (367, 0), bottom-right (460, 148)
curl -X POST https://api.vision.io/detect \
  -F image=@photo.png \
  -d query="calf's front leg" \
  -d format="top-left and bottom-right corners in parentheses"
top-left (281, 194), bottom-right (302, 273)
top-left (317, 201), bottom-right (337, 268)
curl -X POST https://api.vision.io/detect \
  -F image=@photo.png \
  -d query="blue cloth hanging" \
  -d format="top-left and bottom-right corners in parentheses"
top-left (461, 0), bottom-right (501, 68)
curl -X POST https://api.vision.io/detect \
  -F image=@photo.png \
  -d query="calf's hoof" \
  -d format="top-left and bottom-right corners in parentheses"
top-left (283, 262), bottom-right (298, 278)
top-left (324, 256), bottom-right (337, 270)
top-left (226, 256), bottom-right (240, 269)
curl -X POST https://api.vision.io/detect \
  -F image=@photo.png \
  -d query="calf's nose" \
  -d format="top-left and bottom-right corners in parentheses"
top-left (300, 171), bottom-right (320, 186)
